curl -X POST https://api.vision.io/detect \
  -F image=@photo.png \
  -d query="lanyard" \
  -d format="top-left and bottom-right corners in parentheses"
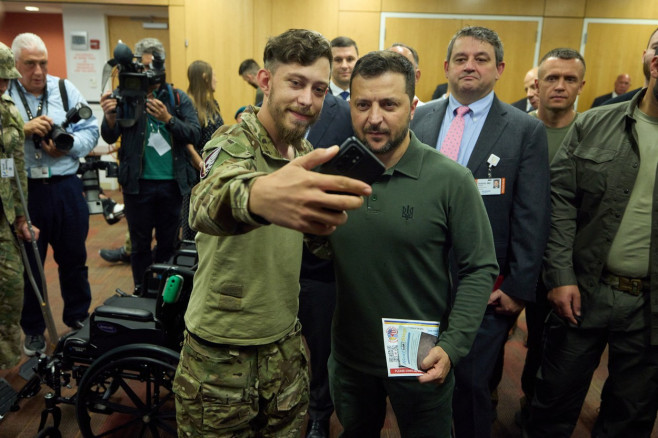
top-left (13, 79), bottom-right (47, 121)
top-left (13, 80), bottom-right (48, 154)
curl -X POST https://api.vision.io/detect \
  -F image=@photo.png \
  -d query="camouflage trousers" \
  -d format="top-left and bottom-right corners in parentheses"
top-left (0, 218), bottom-right (24, 369)
top-left (174, 322), bottom-right (309, 437)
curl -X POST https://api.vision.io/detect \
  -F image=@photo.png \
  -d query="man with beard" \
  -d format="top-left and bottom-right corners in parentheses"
top-left (527, 52), bottom-right (658, 438)
top-left (311, 50), bottom-right (498, 437)
top-left (173, 29), bottom-right (371, 437)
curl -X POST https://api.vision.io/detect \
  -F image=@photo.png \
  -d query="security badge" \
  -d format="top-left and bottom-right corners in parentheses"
top-left (1, 157), bottom-right (15, 178)
top-left (28, 166), bottom-right (51, 179)
top-left (475, 154), bottom-right (504, 196)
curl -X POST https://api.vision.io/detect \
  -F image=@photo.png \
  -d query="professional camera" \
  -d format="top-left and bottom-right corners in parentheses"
top-left (107, 42), bottom-right (166, 128)
top-left (77, 156), bottom-right (120, 217)
top-left (32, 102), bottom-right (93, 151)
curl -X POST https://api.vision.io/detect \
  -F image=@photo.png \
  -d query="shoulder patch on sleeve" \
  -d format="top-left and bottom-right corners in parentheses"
top-left (201, 147), bottom-right (221, 179)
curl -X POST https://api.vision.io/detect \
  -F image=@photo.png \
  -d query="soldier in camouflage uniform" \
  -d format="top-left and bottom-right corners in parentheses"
top-left (172, 29), bottom-right (371, 437)
top-left (0, 42), bottom-right (38, 370)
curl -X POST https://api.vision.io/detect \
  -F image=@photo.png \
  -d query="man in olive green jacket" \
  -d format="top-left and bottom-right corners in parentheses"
top-left (528, 56), bottom-right (658, 437)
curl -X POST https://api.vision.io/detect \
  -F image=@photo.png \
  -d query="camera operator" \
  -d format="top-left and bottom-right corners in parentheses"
top-left (8, 33), bottom-right (99, 356)
top-left (100, 38), bottom-right (200, 291)
top-left (0, 41), bottom-right (40, 369)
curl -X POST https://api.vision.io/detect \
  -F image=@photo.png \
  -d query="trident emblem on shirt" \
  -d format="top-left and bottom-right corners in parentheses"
top-left (402, 205), bottom-right (414, 221)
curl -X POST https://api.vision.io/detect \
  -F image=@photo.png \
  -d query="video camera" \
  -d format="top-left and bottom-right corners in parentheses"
top-left (107, 42), bottom-right (166, 128)
top-left (32, 102), bottom-right (93, 151)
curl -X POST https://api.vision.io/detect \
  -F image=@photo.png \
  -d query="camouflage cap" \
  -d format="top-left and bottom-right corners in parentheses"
top-left (0, 42), bottom-right (21, 79)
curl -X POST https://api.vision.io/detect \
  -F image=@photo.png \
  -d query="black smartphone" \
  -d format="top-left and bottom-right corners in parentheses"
top-left (314, 136), bottom-right (385, 185)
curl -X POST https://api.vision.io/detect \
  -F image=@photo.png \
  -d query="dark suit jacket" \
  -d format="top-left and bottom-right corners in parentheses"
top-left (302, 92), bottom-right (354, 281)
top-left (307, 92), bottom-right (353, 149)
top-left (410, 96), bottom-right (550, 302)
top-left (432, 83), bottom-right (449, 100)
top-left (511, 97), bottom-right (528, 112)
top-left (601, 87), bottom-right (642, 106)
top-left (591, 92), bottom-right (613, 108)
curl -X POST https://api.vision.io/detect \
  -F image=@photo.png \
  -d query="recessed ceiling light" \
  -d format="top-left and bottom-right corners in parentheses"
top-left (25, 6), bottom-right (40, 12)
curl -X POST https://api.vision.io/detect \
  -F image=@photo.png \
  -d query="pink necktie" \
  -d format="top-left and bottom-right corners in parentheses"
top-left (441, 106), bottom-right (470, 161)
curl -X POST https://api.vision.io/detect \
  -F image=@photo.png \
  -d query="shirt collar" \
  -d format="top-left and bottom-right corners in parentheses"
top-left (447, 90), bottom-right (495, 122)
top-left (329, 80), bottom-right (348, 96)
top-left (383, 131), bottom-right (423, 180)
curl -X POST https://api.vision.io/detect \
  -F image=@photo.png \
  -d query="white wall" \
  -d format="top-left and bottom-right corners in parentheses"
top-left (61, 6), bottom-right (110, 103)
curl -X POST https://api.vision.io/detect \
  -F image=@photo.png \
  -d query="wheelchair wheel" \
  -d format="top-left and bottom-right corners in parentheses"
top-left (75, 344), bottom-right (179, 437)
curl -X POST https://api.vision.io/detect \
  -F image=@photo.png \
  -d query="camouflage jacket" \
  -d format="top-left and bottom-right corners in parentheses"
top-left (0, 94), bottom-right (26, 225)
top-left (185, 108), bottom-right (314, 345)
top-left (189, 108), bottom-right (312, 235)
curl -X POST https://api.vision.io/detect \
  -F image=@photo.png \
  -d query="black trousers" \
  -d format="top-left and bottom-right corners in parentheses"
top-left (529, 283), bottom-right (658, 438)
top-left (123, 179), bottom-right (182, 288)
top-left (21, 175), bottom-right (91, 334)
top-left (298, 278), bottom-right (336, 423)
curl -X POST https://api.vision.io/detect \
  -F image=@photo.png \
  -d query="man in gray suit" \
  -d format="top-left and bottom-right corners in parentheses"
top-left (410, 26), bottom-right (551, 438)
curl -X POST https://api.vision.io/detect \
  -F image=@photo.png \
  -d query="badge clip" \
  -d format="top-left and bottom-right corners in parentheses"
top-left (487, 154), bottom-right (500, 178)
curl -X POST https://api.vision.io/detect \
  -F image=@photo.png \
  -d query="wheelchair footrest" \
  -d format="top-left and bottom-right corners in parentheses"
top-left (0, 378), bottom-right (17, 420)
top-left (19, 356), bottom-right (38, 381)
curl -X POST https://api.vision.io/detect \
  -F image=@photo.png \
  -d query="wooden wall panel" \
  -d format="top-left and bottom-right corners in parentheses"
top-left (544, 0), bottom-right (585, 17)
top-left (181, 0), bottom-right (255, 121)
top-left (167, 5), bottom-right (185, 90)
top-left (253, 0), bottom-right (273, 67)
top-left (585, 0), bottom-right (658, 20)
top-left (539, 18), bottom-right (583, 59)
top-left (106, 15), bottom-right (171, 78)
top-left (338, 11), bottom-right (380, 55)
top-left (382, 0), bottom-right (544, 16)
top-left (384, 17), bottom-right (462, 102)
top-left (339, 0), bottom-right (381, 12)
top-left (269, 0), bottom-right (339, 38)
top-left (578, 22), bottom-right (654, 111)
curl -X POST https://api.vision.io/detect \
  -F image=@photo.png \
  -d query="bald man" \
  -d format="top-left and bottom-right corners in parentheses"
top-left (591, 73), bottom-right (631, 107)
top-left (511, 67), bottom-right (539, 112)
top-left (388, 43), bottom-right (424, 106)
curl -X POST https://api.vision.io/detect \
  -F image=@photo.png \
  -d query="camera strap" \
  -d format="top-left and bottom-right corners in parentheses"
top-left (14, 81), bottom-right (47, 121)
top-left (59, 79), bottom-right (69, 112)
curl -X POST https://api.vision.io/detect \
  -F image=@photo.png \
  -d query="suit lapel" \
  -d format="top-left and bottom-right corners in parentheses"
top-left (417, 99), bottom-right (448, 147)
top-left (308, 94), bottom-right (337, 145)
top-left (466, 96), bottom-right (508, 175)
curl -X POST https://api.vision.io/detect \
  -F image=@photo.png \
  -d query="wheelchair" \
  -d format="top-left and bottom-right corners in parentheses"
top-left (11, 243), bottom-right (197, 437)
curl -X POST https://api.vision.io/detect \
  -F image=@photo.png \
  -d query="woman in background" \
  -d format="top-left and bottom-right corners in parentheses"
top-left (182, 60), bottom-right (224, 240)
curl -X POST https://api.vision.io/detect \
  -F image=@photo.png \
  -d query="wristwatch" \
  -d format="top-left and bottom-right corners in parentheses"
top-left (166, 117), bottom-right (176, 129)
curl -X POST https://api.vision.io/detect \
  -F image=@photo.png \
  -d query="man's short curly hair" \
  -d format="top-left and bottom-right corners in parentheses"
top-left (263, 29), bottom-right (332, 73)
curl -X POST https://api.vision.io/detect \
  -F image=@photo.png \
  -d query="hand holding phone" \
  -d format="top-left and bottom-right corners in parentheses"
top-left (314, 136), bottom-right (385, 185)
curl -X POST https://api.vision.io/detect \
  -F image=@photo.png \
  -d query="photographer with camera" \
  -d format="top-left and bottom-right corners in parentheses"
top-left (100, 38), bottom-right (200, 291)
top-left (8, 33), bottom-right (99, 356)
